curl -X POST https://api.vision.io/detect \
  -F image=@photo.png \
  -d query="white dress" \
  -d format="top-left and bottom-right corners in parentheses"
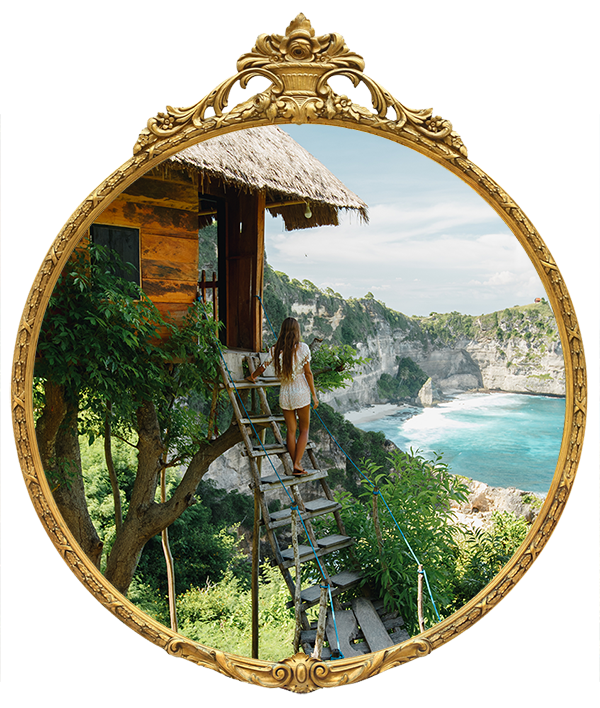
top-left (264, 342), bottom-right (311, 410)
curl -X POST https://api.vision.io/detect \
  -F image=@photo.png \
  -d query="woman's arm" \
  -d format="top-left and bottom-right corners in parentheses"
top-left (246, 363), bottom-right (264, 382)
top-left (303, 361), bottom-right (319, 408)
top-left (246, 352), bottom-right (272, 382)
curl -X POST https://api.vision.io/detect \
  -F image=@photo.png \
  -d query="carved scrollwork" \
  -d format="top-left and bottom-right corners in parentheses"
top-left (237, 13), bottom-right (366, 71)
top-left (12, 11), bottom-right (586, 695)
top-left (134, 13), bottom-right (467, 159)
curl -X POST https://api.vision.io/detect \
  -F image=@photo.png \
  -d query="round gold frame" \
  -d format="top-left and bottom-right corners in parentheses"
top-left (11, 14), bottom-right (586, 693)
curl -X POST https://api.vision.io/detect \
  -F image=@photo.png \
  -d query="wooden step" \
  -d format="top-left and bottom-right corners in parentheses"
top-left (281, 535), bottom-right (355, 569)
top-left (239, 414), bottom-right (285, 426)
top-left (266, 498), bottom-right (342, 529)
top-left (286, 570), bottom-right (363, 609)
top-left (326, 609), bottom-right (362, 658)
top-left (222, 377), bottom-right (281, 390)
top-left (329, 570), bottom-right (363, 589)
top-left (258, 469), bottom-right (327, 491)
top-left (351, 597), bottom-right (394, 652)
top-left (242, 441), bottom-right (315, 458)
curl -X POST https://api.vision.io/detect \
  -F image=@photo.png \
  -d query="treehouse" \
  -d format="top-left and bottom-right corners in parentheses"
top-left (90, 125), bottom-right (368, 351)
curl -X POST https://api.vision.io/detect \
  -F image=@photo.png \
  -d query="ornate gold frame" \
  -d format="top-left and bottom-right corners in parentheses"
top-left (11, 14), bottom-right (586, 693)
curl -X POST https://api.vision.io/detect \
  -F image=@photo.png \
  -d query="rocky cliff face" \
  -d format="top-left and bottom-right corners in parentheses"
top-left (262, 270), bottom-right (565, 412)
top-left (322, 322), bottom-right (564, 412)
top-left (205, 270), bottom-right (564, 494)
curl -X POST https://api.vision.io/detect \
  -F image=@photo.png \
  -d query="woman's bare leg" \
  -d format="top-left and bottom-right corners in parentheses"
top-left (282, 408), bottom-right (298, 468)
top-left (293, 405), bottom-right (311, 472)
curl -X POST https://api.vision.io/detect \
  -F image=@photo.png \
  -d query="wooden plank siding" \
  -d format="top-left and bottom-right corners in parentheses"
top-left (92, 178), bottom-right (199, 328)
top-left (96, 200), bottom-right (198, 238)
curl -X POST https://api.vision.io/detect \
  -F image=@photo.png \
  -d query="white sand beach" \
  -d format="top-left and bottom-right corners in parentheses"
top-left (344, 403), bottom-right (410, 425)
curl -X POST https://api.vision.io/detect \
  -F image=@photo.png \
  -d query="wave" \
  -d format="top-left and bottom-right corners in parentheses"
top-left (354, 392), bottom-right (565, 493)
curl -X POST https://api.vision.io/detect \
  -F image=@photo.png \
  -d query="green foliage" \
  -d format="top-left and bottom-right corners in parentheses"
top-left (176, 564), bottom-right (297, 661)
top-left (521, 493), bottom-right (543, 509)
top-left (35, 242), bottom-right (225, 472)
top-left (80, 435), bottom-right (252, 592)
top-left (338, 299), bottom-right (377, 345)
top-left (80, 435), bottom-right (138, 565)
top-left (448, 511), bottom-right (529, 611)
top-left (320, 451), bottom-right (530, 635)
top-left (377, 357), bottom-right (428, 401)
top-left (332, 452), bottom-right (469, 634)
top-left (35, 243), bottom-right (171, 418)
top-left (197, 222), bottom-right (218, 273)
top-left (310, 403), bottom-right (392, 495)
top-left (127, 579), bottom-right (170, 626)
top-left (311, 342), bottom-right (368, 392)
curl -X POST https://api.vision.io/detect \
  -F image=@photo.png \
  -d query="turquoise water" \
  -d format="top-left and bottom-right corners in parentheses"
top-left (353, 393), bottom-right (565, 494)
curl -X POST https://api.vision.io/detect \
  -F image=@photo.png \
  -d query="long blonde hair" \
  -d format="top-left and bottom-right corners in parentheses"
top-left (273, 317), bottom-right (301, 381)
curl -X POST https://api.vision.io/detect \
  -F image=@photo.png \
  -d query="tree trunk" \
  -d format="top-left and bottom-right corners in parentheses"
top-left (104, 399), bottom-right (243, 596)
top-left (36, 381), bottom-right (103, 568)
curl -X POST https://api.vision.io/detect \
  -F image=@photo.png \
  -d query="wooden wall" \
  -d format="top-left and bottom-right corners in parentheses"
top-left (92, 171), bottom-right (199, 327)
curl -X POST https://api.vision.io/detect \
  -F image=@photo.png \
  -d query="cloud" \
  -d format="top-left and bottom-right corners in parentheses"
top-left (264, 181), bottom-right (545, 316)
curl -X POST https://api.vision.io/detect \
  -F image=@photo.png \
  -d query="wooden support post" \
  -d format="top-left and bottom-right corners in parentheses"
top-left (417, 564), bottom-right (425, 633)
top-left (199, 269), bottom-right (206, 303)
top-left (251, 484), bottom-right (260, 659)
top-left (292, 508), bottom-right (302, 654)
top-left (311, 585), bottom-right (329, 660)
top-left (161, 468), bottom-right (178, 633)
top-left (212, 271), bottom-right (218, 322)
top-left (223, 190), bottom-right (265, 350)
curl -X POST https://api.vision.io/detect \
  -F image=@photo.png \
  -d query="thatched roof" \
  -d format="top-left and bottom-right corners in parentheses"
top-left (166, 126), bottom-right (368, 231)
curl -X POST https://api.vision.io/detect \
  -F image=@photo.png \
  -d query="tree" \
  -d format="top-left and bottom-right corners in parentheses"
top-left (35, 244), bottom-right (242, 593)
top-left (35, 243), bottom-right (363, 596)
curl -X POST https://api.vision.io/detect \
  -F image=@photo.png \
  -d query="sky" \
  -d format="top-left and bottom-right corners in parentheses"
top-left (265, 125), bottom-right (544, 316)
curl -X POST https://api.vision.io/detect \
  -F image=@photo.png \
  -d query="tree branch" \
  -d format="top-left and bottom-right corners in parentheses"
top-left (104, 403), bottom-right (123, 532)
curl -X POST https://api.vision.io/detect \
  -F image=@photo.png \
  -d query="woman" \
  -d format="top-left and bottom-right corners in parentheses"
top-left (247, 317), bottom-right (318, 475)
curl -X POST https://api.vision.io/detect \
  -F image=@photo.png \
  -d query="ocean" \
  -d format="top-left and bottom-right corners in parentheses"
top-left (349, 392), bottom-right (566, 494)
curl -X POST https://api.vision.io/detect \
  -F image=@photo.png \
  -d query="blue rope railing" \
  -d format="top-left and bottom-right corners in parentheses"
top-left (255, 294), bottom-right (442, 625)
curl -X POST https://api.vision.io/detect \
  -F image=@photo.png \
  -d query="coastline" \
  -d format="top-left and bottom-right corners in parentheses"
top-left (343, 388), bottom-right (565, 426)
top-left (344, 402), bottom-right (412, 425)
top-left (342, 392), bottom-right (562, 496)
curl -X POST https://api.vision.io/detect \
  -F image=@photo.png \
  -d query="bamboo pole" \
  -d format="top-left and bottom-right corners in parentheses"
top-left (417, 564), bottom-right (425, 633)
top-left (311, 585), bottom-right (329, 659)
top-left (251, 484), bottom-right (260, 659)
top-left (292, 508), bottom-right (302, 653)
top-left (212, 271), bottom-right (218, 321)
top-left (161, 467), bottom-right (178, 633)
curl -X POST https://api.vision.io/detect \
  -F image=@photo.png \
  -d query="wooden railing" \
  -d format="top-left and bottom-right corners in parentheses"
top-left (197, 269), bottom-right (218, 320)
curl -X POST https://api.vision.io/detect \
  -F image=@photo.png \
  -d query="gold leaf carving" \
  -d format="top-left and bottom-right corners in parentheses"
top-left (12, 12), bottom-right (586, 695)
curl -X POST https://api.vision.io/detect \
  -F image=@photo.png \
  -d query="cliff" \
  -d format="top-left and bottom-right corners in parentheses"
top-left (262, 266), bottom-right (565, 412)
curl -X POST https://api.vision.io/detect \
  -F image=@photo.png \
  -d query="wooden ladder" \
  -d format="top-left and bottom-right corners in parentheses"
top-left (219, 348), bottom-right (408, 657)
top-left (219, 350), bottom-right (362, 635)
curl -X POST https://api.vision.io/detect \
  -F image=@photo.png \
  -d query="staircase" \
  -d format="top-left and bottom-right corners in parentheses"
top-left (219, 348), bottom-right (409, 658)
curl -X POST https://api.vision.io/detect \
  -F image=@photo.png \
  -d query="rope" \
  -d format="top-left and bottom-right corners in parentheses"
top-left (256, 294), bottom-right (277, 338)
top-left (311, 405), bottom-right (441, 623)
top-left (254, 295), bottom-right (442, 625)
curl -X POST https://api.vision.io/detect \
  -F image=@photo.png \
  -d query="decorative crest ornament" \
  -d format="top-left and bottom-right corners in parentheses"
top-left (12, 10), bottom-right (586, 698)
top-left (134, 14), bottom-right (467, 159)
